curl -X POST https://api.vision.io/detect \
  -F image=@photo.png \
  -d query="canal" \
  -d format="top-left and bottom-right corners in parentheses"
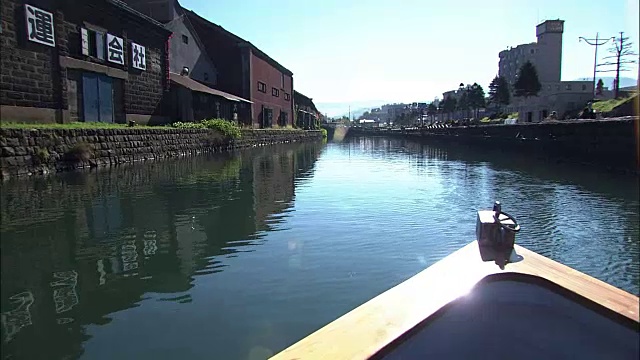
top-left (1, 137), bottom-right (638, 359)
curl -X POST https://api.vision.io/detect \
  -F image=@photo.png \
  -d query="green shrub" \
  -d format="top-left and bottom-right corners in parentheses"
top-left (201, 119), bottom-right (241, 139)
top-left (319, 128), bottom-right (328, 138)
top-left (33, 147), bottom-right (50, 165)
top-left (172, 119), bottom-right (241, 139)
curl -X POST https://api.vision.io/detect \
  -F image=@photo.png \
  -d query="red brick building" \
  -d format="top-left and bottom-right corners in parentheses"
top-left (0, 0), bottom-right (171, 124)
top-left (122, 0), bottom-right (295, 128)
top-left (184, 9), bottom-right (294, 128)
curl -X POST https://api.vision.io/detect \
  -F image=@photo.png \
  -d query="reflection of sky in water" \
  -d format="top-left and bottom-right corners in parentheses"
top-left (0, 140), bottom-right (637, 359)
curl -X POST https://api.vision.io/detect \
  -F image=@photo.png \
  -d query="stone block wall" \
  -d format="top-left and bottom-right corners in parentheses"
top-left (0, 128), bottom-right (322, 178)
top-left (0, 0), bottom-right (59, 110)
top-left (1, 0), bottom-right (171, 123)
top-left (58, 0), bottom-right (171, 121)
top-left (347, 118), bottom-right (639, 172)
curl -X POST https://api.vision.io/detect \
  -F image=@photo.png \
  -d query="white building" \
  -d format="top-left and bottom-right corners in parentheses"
top-left (499, 20), bottom-right (564, 85)
top-left (498, 19), bottom-right (593, 122)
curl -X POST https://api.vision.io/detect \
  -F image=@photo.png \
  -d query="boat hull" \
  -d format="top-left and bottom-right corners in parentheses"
top-left (271, 242), bottom-right (639, 360)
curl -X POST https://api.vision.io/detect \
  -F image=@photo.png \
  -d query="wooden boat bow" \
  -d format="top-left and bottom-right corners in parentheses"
top-left (271, 241), bottom-right (639, 360)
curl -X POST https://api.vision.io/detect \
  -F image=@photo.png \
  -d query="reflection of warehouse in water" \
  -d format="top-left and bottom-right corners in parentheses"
top-left (0, 143), bottom-right (321, 356)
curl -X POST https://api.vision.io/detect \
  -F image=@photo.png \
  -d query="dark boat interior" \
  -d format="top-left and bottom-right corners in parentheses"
top-left (375, 273), bottom-right (639, 360)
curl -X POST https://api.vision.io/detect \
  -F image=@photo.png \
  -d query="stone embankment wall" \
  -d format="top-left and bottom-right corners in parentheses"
top-left (0, 128), bottom-right (322, 178)
top-left (347, 117), bottom-right (639, 172)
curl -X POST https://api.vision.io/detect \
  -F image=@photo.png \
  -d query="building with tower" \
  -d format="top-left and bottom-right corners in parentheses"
top-left (499, 20), bottom-right (564, 85)
top-left (498, 20), bottom-right (593, 122)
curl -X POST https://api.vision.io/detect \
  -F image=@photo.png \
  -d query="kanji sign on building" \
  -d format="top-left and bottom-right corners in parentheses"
top-left (24, 4), bottom-right (55, 47)
top-left (106, 34), bottom-right (124, 65)
top-left (131, 42), bottom-right (146, 70)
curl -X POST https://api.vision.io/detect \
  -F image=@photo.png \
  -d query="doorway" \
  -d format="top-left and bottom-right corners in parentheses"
top-left (82, 73), bottom-right (113, 122)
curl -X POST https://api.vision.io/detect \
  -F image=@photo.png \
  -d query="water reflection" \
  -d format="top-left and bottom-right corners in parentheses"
top-left (1, 291), bottom-right (34, 343)
top-left (345, 136), bottom-right (640, 293)
top-left (1, 137), bottom-right (638, 360)
top-left (0, 142), bottom-right (322, 359)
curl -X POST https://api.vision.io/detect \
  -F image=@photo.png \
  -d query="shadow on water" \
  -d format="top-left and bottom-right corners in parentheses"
top-left (0, 142), bottom-right (323, 360)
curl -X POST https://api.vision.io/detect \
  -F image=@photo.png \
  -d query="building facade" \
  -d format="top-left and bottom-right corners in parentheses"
top-left (381, 103), bottom-right (407, 125)
top-left (294, 90), bottom-right (319, 129)
top-left (123, 0), bottom-right (252, 123)
top-left (498, 19), bottom-right (564, 85)
top-left (127, 0), bottom-right (296, 128)
top-left (184, 9), bottom-right (294, 128)
top-left (507, 81), bottom-right (594, 122)
top-left (498, 19), bottom-right (594, 122)
top-left (1, 0), bottom-right (172, 124)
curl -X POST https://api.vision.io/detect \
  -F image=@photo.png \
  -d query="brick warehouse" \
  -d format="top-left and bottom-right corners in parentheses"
top-left (185, 9), bottom-right (294, 129)
top-left (0, 0), bottom-right (172, 124)
top-left (125, 0), bottom-right (295, 129)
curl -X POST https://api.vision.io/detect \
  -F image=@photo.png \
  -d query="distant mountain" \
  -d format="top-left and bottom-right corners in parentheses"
top-left (315, 100), bottom-right (388, 118)
top-left (316, 100), bottom-right (434, 118)
top-left (573, 76), bottom-right (637, 89)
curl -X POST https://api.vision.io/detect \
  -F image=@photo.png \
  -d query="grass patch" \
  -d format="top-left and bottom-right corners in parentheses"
top-left (0, 121), bottom-right (170, 129)
top-left (172, 118), bottom-right (242, 139)
top-left (506, 112), bottom-right (519, 119)
top-left (592, 94), bottom-right (637, 113)
top-left (267, 127), bottom-right (304, 131)
top-left (33, 148), bottom-right (51, 165)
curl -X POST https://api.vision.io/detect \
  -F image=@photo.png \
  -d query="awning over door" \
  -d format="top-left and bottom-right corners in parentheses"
top-left (169, 73), bottom-right (252, 103)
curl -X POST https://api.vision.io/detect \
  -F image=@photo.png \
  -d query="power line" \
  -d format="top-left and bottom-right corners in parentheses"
top-left (579, 33), bottom-right (615, 97)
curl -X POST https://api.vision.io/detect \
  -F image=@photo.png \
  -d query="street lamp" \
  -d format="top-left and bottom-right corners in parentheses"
top-left (579, 33), bottom-right (615, 97)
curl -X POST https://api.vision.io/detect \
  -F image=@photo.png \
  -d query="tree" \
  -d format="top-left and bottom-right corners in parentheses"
top-left (468, 83), bottom-right (486, 120)
top-left (514, 61), bottom-right (541, 98)
top-left (395, 112), bottom-right (411, 127)
top-left (597, 32), bottom-right (638, 98)
top-left (488, 76), bottom-right (511, 112)
top-left (457, 88), bottom-right (470, 119)
top-left (427, 102), bottom-right (437, 123)
top-left (438, 99), bottom-right (446, 122)
top-left (596, 79), bottom-right (604, 95)
top-left (443, 97), bottom-right (457, 121)
top-left (409, 109), bottom-right (420, 125)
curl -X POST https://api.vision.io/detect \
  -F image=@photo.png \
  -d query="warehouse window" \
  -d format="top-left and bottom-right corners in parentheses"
top-left (82, 27), bottom-right (106, 60)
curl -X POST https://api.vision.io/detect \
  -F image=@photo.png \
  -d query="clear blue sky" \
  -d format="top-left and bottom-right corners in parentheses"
top-left (181, 0), bottom-right (638, 108)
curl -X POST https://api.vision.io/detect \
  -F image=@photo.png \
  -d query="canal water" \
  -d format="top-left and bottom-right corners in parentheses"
top-left (1, 137), bottom-right (638, 360)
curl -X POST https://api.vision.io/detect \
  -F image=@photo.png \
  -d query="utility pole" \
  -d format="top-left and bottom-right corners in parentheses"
top-left (579, 33), bottom-right (615, 98)
top-left (596, 31), bottom-right (639, 98)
